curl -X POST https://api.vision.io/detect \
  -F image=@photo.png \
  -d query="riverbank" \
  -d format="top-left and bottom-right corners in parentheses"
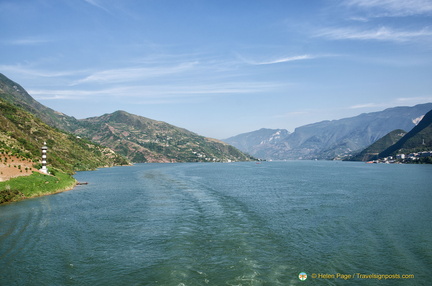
top-left (0, 171), bottom-right (77, 204)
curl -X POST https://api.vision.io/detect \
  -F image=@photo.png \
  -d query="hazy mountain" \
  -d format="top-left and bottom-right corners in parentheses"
top-left (225, 103), bottom-right (432, 160)
top-left (379, 109), bottom-right (432, 158)
top-left (0, 73), bottom-right (254, 163)
top-left (224, 128), bottom-right (290, 159)
top-left (348, 129), bottom-right (407, 161)
top-left (76, 110), bottom-right (255, 163)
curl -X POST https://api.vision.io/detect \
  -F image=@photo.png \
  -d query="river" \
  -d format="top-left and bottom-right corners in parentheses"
top-left (1, 161), bottom-right (431, 285)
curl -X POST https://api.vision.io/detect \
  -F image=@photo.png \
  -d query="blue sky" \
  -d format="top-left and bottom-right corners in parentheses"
top-left (1, 0), bottom-right (432, 139)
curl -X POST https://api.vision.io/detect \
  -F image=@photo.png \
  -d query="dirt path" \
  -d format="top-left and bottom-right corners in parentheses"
top-left (0, 155), bottom-right (42, 182)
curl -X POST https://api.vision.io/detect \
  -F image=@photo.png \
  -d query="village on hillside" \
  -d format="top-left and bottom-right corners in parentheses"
top-left (367, 151), bottom-right (432, 164)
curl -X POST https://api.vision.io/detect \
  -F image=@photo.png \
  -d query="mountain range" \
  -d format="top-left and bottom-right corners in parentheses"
top-left (2, 72), bottom-right (431, 166)
top-left (74, 110), bottom-right (253, 163)
top-left (0, 73), bottom-right (254, 167)
top-left (224, 103), bottom-right (432, 160)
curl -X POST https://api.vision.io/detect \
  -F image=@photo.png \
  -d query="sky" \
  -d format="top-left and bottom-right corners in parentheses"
top-left (1, 0), bottom-right (432, 139)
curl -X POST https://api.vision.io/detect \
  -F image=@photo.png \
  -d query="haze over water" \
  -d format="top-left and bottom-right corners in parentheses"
top-left (1, 161), bottom-right (431, 285)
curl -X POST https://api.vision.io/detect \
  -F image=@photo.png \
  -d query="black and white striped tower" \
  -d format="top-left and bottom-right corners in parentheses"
top-left (40, 141), bottom-right (48, 174)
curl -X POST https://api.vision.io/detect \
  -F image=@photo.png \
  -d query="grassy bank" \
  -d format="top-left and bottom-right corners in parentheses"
top-left (0, 171), bottom-right (76, 204)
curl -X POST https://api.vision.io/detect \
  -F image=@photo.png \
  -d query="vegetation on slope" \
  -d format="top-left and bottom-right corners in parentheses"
top-left (0, 98), bottom-right (129, 174)
top-left (0, 73), bottom-right (80, 132)
top-left (76, 110), bottom-right (256, 163)
top-left (379, 109), bottom-right (432, 158)
top-left (347, 129), bottom-right (407, 161)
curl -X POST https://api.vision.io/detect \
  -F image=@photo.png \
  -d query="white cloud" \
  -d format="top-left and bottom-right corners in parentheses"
top-left (83, 0), bottom-right (109, 12)
top-left (30, 81), bottom-right (282, 102)
top-left (239, 54), bottom-right (315, 65)
top-left (348, 98), bottom-right (432, 110)
top-left (349, 103), bottom-right (383, 109)
top-left (3, 37), bottom-right (52, 46)
top-left (396, 96), bottom-right (432, 105)
top-left (0, 64), bottom-right (84, 78)
top-left (346, 0), bottom-right (432, 16)
top-left (70, 62), bottom-right (199, 85)
top-left (317, 26), bottom-right (432, 42)
top-left (29, 89), bottom-right (103, 100)
top-left (348, 16), bottom-right (370, 22)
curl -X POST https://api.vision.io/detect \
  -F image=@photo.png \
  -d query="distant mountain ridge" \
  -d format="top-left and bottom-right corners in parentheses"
top-left (0, 73), bottom-right (254, 163)
top-left (224, 103), bottom-right (432, 160)
top-left (224, 128), bottom-right (290, 159)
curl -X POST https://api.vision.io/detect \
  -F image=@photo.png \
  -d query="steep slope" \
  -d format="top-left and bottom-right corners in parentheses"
top-left (226, 103), bottom-right (432, 160)
top-left (0, 98), bottom-right (129, 175)
top-left (76, 110), bottom-right (255, 163)
top-left (379, 109), bottom-right (432, 158)
top-left (348, 129), bottom-right (407, 161)
top-left (224, 128), bottom-right (290, 159)
top-left (0, 73), bottom-right (80, 132)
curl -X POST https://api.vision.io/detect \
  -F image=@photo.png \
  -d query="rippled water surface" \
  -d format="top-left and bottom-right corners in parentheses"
top-left (1, 161), bottom-right (431, 285)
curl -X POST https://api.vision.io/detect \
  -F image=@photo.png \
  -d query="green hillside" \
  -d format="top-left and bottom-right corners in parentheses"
top-left (0, 73), bottom-right (80, 132)
top-left (379, 109), bottom-right (432, 158)
top-left (347, 129), bottom-right (407, 161)
top-left (0, 98), bottom-right (129, 174)
top-left (76, 110), bottom-right (256, 163)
